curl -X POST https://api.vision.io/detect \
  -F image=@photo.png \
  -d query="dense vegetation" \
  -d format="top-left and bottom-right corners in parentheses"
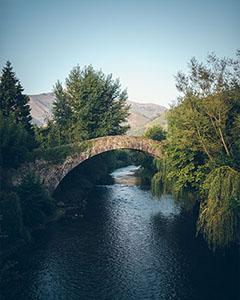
top-left (0, 62), bottom-right (130, 296)
top-left (152, 52), bottom-right (240, 250)
top-left (1, 51), bottom-right (239, 274)
top-left (54, 150), bottom-right (138, 206)
top-left (36, 65), bottom-right (129, 147)
top-left (0, 62), bottom-right (130, 255)
top-left (0, 63), bottom-right (55, 252)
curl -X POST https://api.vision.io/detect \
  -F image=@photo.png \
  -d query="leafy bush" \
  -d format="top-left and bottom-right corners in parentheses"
top-left (0, 192), bottom-right (30, 245)
top-left (33, 141), bottom-right (92, 164)
top-left (17, 173), bottom-right (56, 227)
top-left (144, 125), bottom-right (166, 141)
top-left (197, 166), bottom-right (240, 250)
top-left (0, 113), bottom-right (35, 170)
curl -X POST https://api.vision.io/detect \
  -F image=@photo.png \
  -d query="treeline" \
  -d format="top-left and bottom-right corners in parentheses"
top-left (0, 62), bottom-right (130, 255)
top-left (0, 62), bottom-right (56, 253)
top-left (1, 51), bottom-right (239, 257)
top-left (151, 52), bottom-right (240, 250)
top-left (0, 61), bottom-right (130, 297)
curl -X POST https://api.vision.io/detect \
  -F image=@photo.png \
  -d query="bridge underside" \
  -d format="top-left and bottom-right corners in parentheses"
top-left (16, 136), bottom-right (163, 193)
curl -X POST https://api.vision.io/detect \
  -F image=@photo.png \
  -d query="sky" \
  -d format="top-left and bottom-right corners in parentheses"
top-left (0, 0), bottom-right (239, 107)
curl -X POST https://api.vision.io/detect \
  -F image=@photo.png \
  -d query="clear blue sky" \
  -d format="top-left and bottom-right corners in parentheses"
top-left (0, 0), bottom-right (239, 106)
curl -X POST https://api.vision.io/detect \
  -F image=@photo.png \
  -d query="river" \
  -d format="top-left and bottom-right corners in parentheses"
top-left (6, 165), bottom-right (239, 300)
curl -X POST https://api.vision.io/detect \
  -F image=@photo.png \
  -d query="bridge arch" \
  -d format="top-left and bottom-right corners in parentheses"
top-left (22, 136), bottom-right (163, 193)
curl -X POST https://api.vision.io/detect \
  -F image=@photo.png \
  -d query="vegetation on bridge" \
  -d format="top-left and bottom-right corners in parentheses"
top-left (0, 63), bottom-right (130, 256)
top-left (0, 52), bottom-right (240, 261)
top-left (33, 140), bottom-right (93, 164)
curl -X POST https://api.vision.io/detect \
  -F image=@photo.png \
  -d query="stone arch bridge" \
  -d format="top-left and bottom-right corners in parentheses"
top-left (16, 135), bottom-right (163, 193)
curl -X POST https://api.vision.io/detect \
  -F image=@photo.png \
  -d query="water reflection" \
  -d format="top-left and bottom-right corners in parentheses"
top-left (110, 165), bottom-right (141, 185)
top-left (7, 165), bottom-right (239, 300)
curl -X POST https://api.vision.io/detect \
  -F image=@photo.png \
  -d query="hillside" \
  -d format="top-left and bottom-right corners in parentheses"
top-left (145, 112), bottom-right (168, 131)
top-left (29, 93), bottom-right (167, 135)
top-left (29, 93), bottom-right (54, 126)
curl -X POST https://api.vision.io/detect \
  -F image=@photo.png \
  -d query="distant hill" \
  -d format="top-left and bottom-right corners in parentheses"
top-left (29, 93), bottom-right (167, 135)
top-left (145, 112), bottom-right (168, 131)
top-left (29, 93), bottom-right (55, 126)
top-left (126, 100), bottom-right (167, 135)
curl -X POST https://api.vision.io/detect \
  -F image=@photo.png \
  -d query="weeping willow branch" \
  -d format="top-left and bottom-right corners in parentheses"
top-left (197, 166), bottom-right (240, 250)
top-left (151, 158), bottom-right (170, 197)
top-left (151, 172), bottom-right (164, 197)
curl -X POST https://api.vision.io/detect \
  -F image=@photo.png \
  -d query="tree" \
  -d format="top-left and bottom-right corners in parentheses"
top-left (53, 81), bottom-right (71, 126)
top-left (166, 52), bottom-right (240, 194)
top-left (17, 173), bottom-right (55, 228)
top-left (14, 83), bottom-right (33, 134)
top-left (0, 192), bottom-right (29, 245)
top-left (52, 81), bottom-right (72, 143)
top-left (0, 61), bottom-right (33, 135)
top-left (52, 65), bottom-right (130, 142)
top-left (163, 51), bottom-right (240, 249)
top-left (174, 53), bottom-right (240, 167)
top-left (197, 166), bottom-right (240, 250)
top-left (144, 125), bottom-right (166, 141)
top-left (0, 112), bottom-right (35, 173)
top-left (0, 62), bottom-right (17, 116)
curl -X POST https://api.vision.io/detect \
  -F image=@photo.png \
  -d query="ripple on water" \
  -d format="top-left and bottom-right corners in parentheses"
top-left (8, 165), bottom-right (239, 300)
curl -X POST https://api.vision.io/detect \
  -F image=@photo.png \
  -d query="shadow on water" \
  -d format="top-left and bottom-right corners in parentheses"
top-left (2, 165), bottom-right (239, 300)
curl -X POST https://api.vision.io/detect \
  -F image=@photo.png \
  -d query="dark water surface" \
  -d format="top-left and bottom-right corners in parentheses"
top-left (10, 166), bottom-right (239, 300)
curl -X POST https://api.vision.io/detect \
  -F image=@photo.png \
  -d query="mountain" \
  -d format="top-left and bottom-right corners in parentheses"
top-left (29, 93), bottom-right (55, 126)
top-left (127, 100), bottom-right (166, 120)
top-left (29, 93), bottom-right (167, 135)
top-left (145, 112), bottom-right (168, 131)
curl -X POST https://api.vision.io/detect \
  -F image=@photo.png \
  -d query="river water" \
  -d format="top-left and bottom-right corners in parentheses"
top-left (8, 165), bottom-right (239, 300)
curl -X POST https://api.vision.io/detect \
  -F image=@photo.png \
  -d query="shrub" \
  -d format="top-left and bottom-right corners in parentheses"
top-left (197, 166), bottom-right (240, 250)
top-left (17, 173), bottom-right (56, 228)
top-left (0, 192), bottom-right (30, 245)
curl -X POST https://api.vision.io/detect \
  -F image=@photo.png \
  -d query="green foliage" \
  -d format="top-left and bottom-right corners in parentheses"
top-left (151, 158), bottom-right (171, 196)
top-left (166, 52), bottom-right (240, 190)
top-left (129, 150), bottom-right (157, 186)
top-left (52, 65), bottom-right (130, 143)
top-left (174, 52), bottom-right (240, 167)
top-left (197, 166), bottom-right (240, 250)
top-left (33, 145), bottom-right (70, 164)
top-left (54, 151), bottom-right (121, 205)
top-left (145, 112), bottom-right (168, 131)
top-left (33, 140), bottom-right (92, 164)
top-left (0, 61), bottom-right (36, 176)
top-left (34, 121), bottom-right (61, 149)
top-left (151, 172), bottom-right (164, 197)
top-left (53, 81), bottom-right (72, 127)
top-left (144, 125), bottom-right (166, 141)
top-left (0, 260), bottom-right (22, 300)
top-left (52, 81), bottom-right (73, 143)
top-left (139, 134), bottom-right (164, 187)
top-left (0, 113), bottom-right (35, 170)
top-left (0, 61), bottom-right (33, 135)
top-left (17, 173), bottom-right (56, 227)
top-left (113, 150), bottom-right (136, 169)
top-left (150, 51), bottom-right (240, 249)
top-left (0, 192), bottom-right (29, 245)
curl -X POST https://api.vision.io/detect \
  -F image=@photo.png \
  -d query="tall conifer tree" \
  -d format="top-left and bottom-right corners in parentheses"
top-left (0, 61), bottom-right (33, 134)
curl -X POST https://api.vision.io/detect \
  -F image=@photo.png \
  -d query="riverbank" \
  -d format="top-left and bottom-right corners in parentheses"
top-left (0, 199), bottom-right (91, 261)
top-left (1, 160), bottom-right (124, 261)
top-left (1, 165), bottom-right (239, 300)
